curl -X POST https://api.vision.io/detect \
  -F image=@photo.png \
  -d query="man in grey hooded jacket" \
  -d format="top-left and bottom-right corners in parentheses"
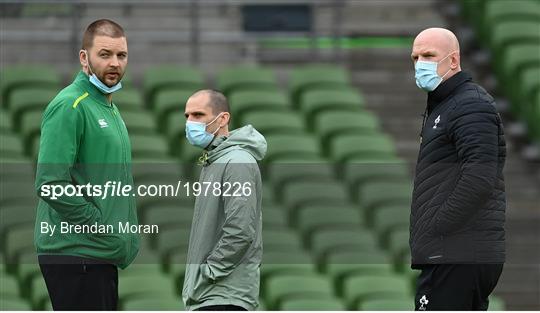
top-left (182, 90), bottom-right (267, 311)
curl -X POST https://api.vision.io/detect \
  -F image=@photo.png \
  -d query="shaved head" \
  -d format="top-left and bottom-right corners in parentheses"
top-left (411, 27), bottom-right (462, 81)
top-left (189, 89), bottom-right (230, 115)
top-left (185, 89), bottom-right (231, 137)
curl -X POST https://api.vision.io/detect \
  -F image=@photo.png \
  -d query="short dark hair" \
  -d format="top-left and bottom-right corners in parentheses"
top-left (207, 89), bottom-right (230, 115)
top-left (82, 19), bottom-right (125, 50)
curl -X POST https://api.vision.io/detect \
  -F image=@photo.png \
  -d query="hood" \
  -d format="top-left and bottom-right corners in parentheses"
top-left (205, 125), bottom-right (267, 164)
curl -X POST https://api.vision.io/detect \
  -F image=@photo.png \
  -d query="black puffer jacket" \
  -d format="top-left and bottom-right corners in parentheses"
top-left (410, 71), bottom-right (506, 267)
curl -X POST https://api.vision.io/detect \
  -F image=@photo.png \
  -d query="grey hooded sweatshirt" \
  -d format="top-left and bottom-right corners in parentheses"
top-left (182, 125), bottom-right (267, 311)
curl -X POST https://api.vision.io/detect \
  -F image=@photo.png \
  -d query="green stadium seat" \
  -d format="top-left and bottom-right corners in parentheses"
top-left (216, 66), bottom-right (278, 96)
top-left (153, 89), bottom-right (193, 133)
top-left (119, 275), bottom-right (177, 302)
top-left (314, 110), bottom-right (380, 147)
top-left (371, 205), bottom-right (410, 246)
top-left (482, 0), bottom-right (540, 41)
top-left (359, 298), bottom-right (414, 311)
top-left (281, 181), bottom-right (350, 211)
top-left (264, 133), bottom-right (322, 162)
top-left (0, 156), bottom-right (34, 182)
top-left (325, 250), bottom-right (394, 294)
top-left (280, 297), bottom-right (346, 311)
top-left (342, 275), bottom-right (412, 308)
top-left (357, 181), bottom-right (412, 212)
top-left (144, 206), bottom-right (193, 231)
top-left (155, 227), bottom-right (191, 257)
top-left (300, 89), bottom-right (365, 126)
top-left (29, 275), bottom-right (49, 310)
top-left (309, 228), bottom-right (380, 262)
top-left (121, 110), bottom-right (158, 135)
top-left (123, 298), bottom-right (184, 311)
top-left (329, 133), bottom-right (397, 162)
top-left (0, 133), bottom-right (24, 158)
top-left (130, 133), bottom-right (170, 159)
top-left (229, 90), bottom-right (291, 120)
top-left (343, 157), bottom-right (410, 189)
top-left (296, 205), bottom-right (365, 241)
top-left (500, 43), bottom-right (540, 83)
top-left (113, 88), bottom-right (145, 112)
top-left (261, 250), bottom-right (317, 283)
top-left (0, 109), bottom-right (12, 133)
top-left (0, 65), bottom-right (61, 108)
top-left (264, 273), bottom-right (335, 309)
top-left (387, 227), bottom-right (411, 266)
top-left (490, 21), bottom-right (540, 54)
top-left (0, 204), bottom-right (35, 243)
top-left (290, 65), bottom-right (352, 104)
top-left (0, 275), bottom-right (20, 298)
top-left (267, 160), bottom-right (336, 190)
top-left (262, 207), bottom-right (288, 229)
top-left (143, 66), bottom-right (205, 108)
top-left (262, 228), bottom-right (304, 253)
top-left (4, 226), bottom-right (34, 264)
top-left (131, 158), bottom-right (184, 185)
top-left (0, 297), bottom-right (32, 310)
top-left (19, 110), bottom-right (42, 155)
top-left (21, 3), bottom-right (73, 17)
top-left (488, 295), bottom-right (506, 311)
top-left (0, 181), bottom-right (36, 207)
top-left (8, 88), bottom-right (55, 132)
top-left (240, 110), bottom-right (306, 135)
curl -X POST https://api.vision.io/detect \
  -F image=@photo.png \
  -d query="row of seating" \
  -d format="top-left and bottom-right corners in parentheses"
top-left (460, 0), bottom-right (540, 144)
top-left (0, 62), bottom-right (506, 310)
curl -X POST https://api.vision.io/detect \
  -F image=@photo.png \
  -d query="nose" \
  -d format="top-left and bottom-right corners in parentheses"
top-left (109, 55), bottom-right (119, 68)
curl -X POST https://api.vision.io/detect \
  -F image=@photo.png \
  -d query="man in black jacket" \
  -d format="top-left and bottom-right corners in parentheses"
top-left (409, 28), bottom-right (506, 310)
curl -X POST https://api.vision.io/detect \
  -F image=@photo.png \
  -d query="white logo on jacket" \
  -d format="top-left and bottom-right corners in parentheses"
top-left (98, 119), bottom-right (109, 128)
top-left (433, 115), bottom-right (441, 129)
top-left (419, 295), bottom-right (429, 310)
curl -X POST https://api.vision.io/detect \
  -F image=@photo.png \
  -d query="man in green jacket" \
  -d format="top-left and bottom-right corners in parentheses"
top-left (35, 19), bottom-right (139, 310)
top-left (182, 90), bottom-right (266, 311)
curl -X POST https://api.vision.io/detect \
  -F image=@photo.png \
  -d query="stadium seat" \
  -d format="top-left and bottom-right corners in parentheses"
top-left (342, 275), bottom-right (412, 308)
top-left (144, 206), bottom-right (193, 231)
top-left (295, 205), bottom-right (365, 240)
top-left (0, 64), bottom-right (61, 107)
top-left (328, 133), bottom-right (397, 162)
top-left (280, 181), bottom-right (351, 212)
top-left (371, 204), bottom-right (410, 246)
top-left (123, 298), bottom-right (184, 311)
top-left (153, 89), bottom-right (193, 133)
top-left (359, 298), bottom-right (414, 311)
top-left (229, 90), bottom-right (291, 120)
top-left (130, 133), bottom-right (170, 159)
top-left (280, 297), bottom-right (346, 311)
top-left (0, 297), bottom-right (32, 310)
top-left (0, 133), bottom-right (24, 158)
top-left (0, 109), bottom-right (12, 133)
top-left (290, 65), bottom-right (352, 104)
top-left (261, 250), bottom-right (317, 283)
top-left (264, 273), bottom-right (335, 309)
top-left (500, 44), bottom-right (540, 84)
top-left (19, 110), bottom-right (42, 155)
top-left (266, 160), bottom-right (336, 191)
top-left (264, 133), bottom-right (322, 162)
top-left (309, 228), bottom-right (380, 262)
top-left (30, 275), bottom-right (49, 310)
top-left (119, 275), bottom-right (177, 302)
top-left (357, 181), bottom-right (412, 211)
top-left (113, 88), bottom-right (145, 112)
top-left (0, 275), bottom-right (20, 298)
top-left (4, 226), bottom-right (34, 264)
top-left (121, 110), bottom-right (158, 135)
top-left (143, 66), bottom-right (205, 108)
top-left (490, 21), bottom-right (540, 55)
top-left (262, 228), bottom-right (304, 253)
top-left (300, 89), bottom-right (365, 126)
top-left (8, 87), bottom-right (55, 131)
top-left (342, 157), bottom-right (410, 190)
top-left (387, 227), bottom-right (411, 266)
top-left (325, 250), bottom-right (394, 294)
top-left (216, 66), bottom-right (278, 96)
top-left (240, 110), bottom-right (306, 135)
top-left (0, 181), bottom-right (36, 208)
top-left (481, 0), bottom-right (540, 42)
top-left (262, 207), bottom-right (289, 229)
top-left (314, 110), bottom-right (380, 147)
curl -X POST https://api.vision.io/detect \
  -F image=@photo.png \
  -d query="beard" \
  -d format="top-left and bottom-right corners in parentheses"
top-left (87, 57), bottom-right (124, 87)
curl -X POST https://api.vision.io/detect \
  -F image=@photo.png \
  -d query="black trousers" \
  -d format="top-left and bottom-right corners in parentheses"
top-left (38, 255), bottom-right (118, 311)
top-left (415, 264), bottom-right (503, 311)
top-left (195, 305), bottom-right (247, 311)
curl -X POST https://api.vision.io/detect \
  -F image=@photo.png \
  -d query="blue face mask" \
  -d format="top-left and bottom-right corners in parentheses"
top-left (185, 113), bottom-right (223, 149)
top-left (84, 50), bottom-right (123, 94)
top-left (415, 52), bottom-right (454, 92)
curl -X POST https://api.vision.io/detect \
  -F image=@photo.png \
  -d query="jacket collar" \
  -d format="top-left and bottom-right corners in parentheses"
top-left (427, 71), bottom-right (472, 112)
top-left (73, 70), bottom-right (112, 107)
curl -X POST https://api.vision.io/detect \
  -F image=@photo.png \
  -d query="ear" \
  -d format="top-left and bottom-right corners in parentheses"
top-left (219, 112), bottom-right (231, 127)
top-left (450, 52), bottom-right (460, 70)
top-left (79, 49), bottom-right (88, 69)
